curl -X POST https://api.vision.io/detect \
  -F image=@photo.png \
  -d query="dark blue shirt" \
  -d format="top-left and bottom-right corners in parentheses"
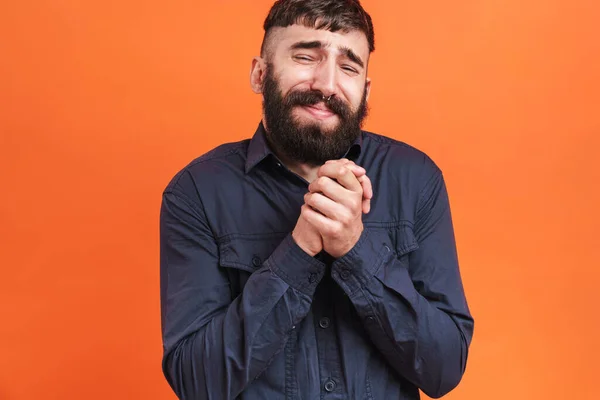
top-left (160, 123), bottom-right (474, 399)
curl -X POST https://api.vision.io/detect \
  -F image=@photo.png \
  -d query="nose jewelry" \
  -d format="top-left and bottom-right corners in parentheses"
top-left (323, 95), bottom-right (333, 102)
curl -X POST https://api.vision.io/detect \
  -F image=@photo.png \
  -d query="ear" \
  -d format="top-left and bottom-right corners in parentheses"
top-left (250, 56), bottom-right (267, 94)
top-left (365, 77), bottom-right (372, 101)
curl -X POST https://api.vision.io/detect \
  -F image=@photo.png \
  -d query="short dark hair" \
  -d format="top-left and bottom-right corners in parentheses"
top-left (261, 0), bottom-right (375, 57)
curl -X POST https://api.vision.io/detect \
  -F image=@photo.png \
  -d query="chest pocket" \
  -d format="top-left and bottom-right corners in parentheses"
top-left (392, 223), bottom-right (419, 258)
top-left (218, 232), bottom-right (288, 298)
top-left (364, 222), bottom-right (419, 259)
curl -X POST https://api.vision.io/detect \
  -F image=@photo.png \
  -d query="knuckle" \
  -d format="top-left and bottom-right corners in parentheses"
top-left (339, 214), bottom-right (350, 225)
top-left (309, 194), bottom-right (319, 207)
top-left (333, 209), bottom-right (343, 222)
top-left (331, 226), bottom-right (343, 238)
top-left (321, 224), bottom-right (334, 236)
top-left (300, 204), bottom-right (311, 216)
top-left (299, 205), bottom-right (307, 215)
top-left (346, 210), bottom-right (358, 223)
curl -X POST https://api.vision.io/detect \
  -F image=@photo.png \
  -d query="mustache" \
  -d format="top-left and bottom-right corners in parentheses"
top-left (283, 90), bottom-right (351, 119)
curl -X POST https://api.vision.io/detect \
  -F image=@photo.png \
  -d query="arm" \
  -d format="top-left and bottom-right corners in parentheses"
top-left (329, 164), bottom-right (474, 398)
top-left (160, 187), bottom-right (325, 400)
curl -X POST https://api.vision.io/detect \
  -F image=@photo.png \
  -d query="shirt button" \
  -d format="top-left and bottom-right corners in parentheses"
top-left (252, 256), bottom-right (262, 267)
top-left (308, 273), bottom-right (318, 283)
top-left (319, 317), bottom-right (330, 329)
top-left (324, 379), bottom-right (336, 392)
top-left (340, 269), bottom-right (351, 280)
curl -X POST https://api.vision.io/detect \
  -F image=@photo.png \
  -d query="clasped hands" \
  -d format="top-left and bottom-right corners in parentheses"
top-left (292, 159), bottom-right (373, 258)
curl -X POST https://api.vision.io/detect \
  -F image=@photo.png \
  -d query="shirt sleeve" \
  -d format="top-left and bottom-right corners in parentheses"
top-left (160, 187), bottom-right (325, 400)
top-left (330, 162), bottom-right (474, 399)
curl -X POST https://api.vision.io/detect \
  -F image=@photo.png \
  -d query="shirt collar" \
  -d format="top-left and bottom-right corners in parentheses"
top-left (245, 121), bottom-right (364, 174)
top-left (344, 133), bottom-right (363, 162)
top-left (245, 122), bottom-right (273, 174)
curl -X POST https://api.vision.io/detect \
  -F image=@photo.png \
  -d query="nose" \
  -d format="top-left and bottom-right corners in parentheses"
top-left (310, 59), bottom-right (338, 99)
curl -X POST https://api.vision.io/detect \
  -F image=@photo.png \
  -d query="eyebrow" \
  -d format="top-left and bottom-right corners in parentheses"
top-left (290, 40), bottom-right (323, 50)
top-left (290, 40), bottom-right (365, 69)
top-left (339, 45), bottom-right (365, 69)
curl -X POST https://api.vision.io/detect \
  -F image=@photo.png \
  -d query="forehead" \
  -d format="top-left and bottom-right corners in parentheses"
top-left (268, 24), bottom-right (370, 60)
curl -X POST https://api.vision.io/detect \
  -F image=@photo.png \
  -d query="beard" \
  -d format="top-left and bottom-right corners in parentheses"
top-left (261, 66), bottom-right (369, 166)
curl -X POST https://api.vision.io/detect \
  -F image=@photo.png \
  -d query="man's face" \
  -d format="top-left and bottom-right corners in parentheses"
top-left (260, 25), bottom-right (371, 165)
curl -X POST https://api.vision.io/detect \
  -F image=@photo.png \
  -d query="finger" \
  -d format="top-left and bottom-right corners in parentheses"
top-left (326, 159), bottom-right (366, 176)
top-left (356, 174), bottom-right (372, 213)
top-left (308, 175), bottom-right (352, 206)
top-left (347, 164), bottom-right (366, 176)
top-left (322, 161), bottom-right (372, 214)
top-left (317, 163), bottom-right (362, 193)
top-left (305, 192), bottom-right (351, 222)
top-left (301, 204), bottom-right (339, 236)
top-left (360, 196), bottom-right (371, 214)
top-left (356, 174), bottom-right (373, 200)
top-left (321, 161), bottom-right (372, 213)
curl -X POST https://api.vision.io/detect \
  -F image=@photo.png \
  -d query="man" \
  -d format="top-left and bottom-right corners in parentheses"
top-left (159, 0), bottom-right (474, 399)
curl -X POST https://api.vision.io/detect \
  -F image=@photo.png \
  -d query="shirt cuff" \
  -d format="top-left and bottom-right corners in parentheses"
top-left (266, 234), bottom-right (326, 296)
top-left (331, 229), bottom-right (392, 295)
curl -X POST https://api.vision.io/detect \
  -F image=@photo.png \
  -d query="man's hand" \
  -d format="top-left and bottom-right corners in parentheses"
top-left (303, 160), bottom-right (372, 258)
top-left (325, 159), bottom-right (372, 214)
top-left (291, 209), bottom-right (323, 257)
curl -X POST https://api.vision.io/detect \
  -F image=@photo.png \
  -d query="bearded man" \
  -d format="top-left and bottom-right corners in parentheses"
top-left (159, 1), bottom-right (474, 399)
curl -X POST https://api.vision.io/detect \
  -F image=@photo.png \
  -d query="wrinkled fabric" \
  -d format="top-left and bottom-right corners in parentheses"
top-left (160, 122), bottom-right (474, 400)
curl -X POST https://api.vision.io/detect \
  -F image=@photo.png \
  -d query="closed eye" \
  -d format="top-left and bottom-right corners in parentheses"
top-left (341, 65), bottom-right (359, 74)
top-left (294, 55), bottom-right (314, 62)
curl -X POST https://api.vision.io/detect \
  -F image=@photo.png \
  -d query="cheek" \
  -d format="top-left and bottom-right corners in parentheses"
top-left (340, 77), bottom-right (366, 110)
top-left (277, 68), bottom-right (315, 94)
top-left (341, 84), bottom-right (366, 110)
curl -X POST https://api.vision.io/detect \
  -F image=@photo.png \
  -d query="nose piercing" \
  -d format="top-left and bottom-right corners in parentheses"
top-left (322, 95), bottom-right (333, 102)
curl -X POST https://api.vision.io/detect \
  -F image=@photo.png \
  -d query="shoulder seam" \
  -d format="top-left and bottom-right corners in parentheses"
top-left (363, 131), bottom-right (424, 153)
top-left (171, 142), bottom-right (247, 188)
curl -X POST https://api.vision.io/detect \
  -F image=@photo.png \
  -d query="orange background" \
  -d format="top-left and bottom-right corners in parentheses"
top-left (1, 0), bottom-right (599, 399)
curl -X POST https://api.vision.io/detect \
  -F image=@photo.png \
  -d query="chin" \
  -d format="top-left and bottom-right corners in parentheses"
top-left (294, 114), bottom-right (340, 132)
top-left (317, 123), bottom-right (340, 135)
